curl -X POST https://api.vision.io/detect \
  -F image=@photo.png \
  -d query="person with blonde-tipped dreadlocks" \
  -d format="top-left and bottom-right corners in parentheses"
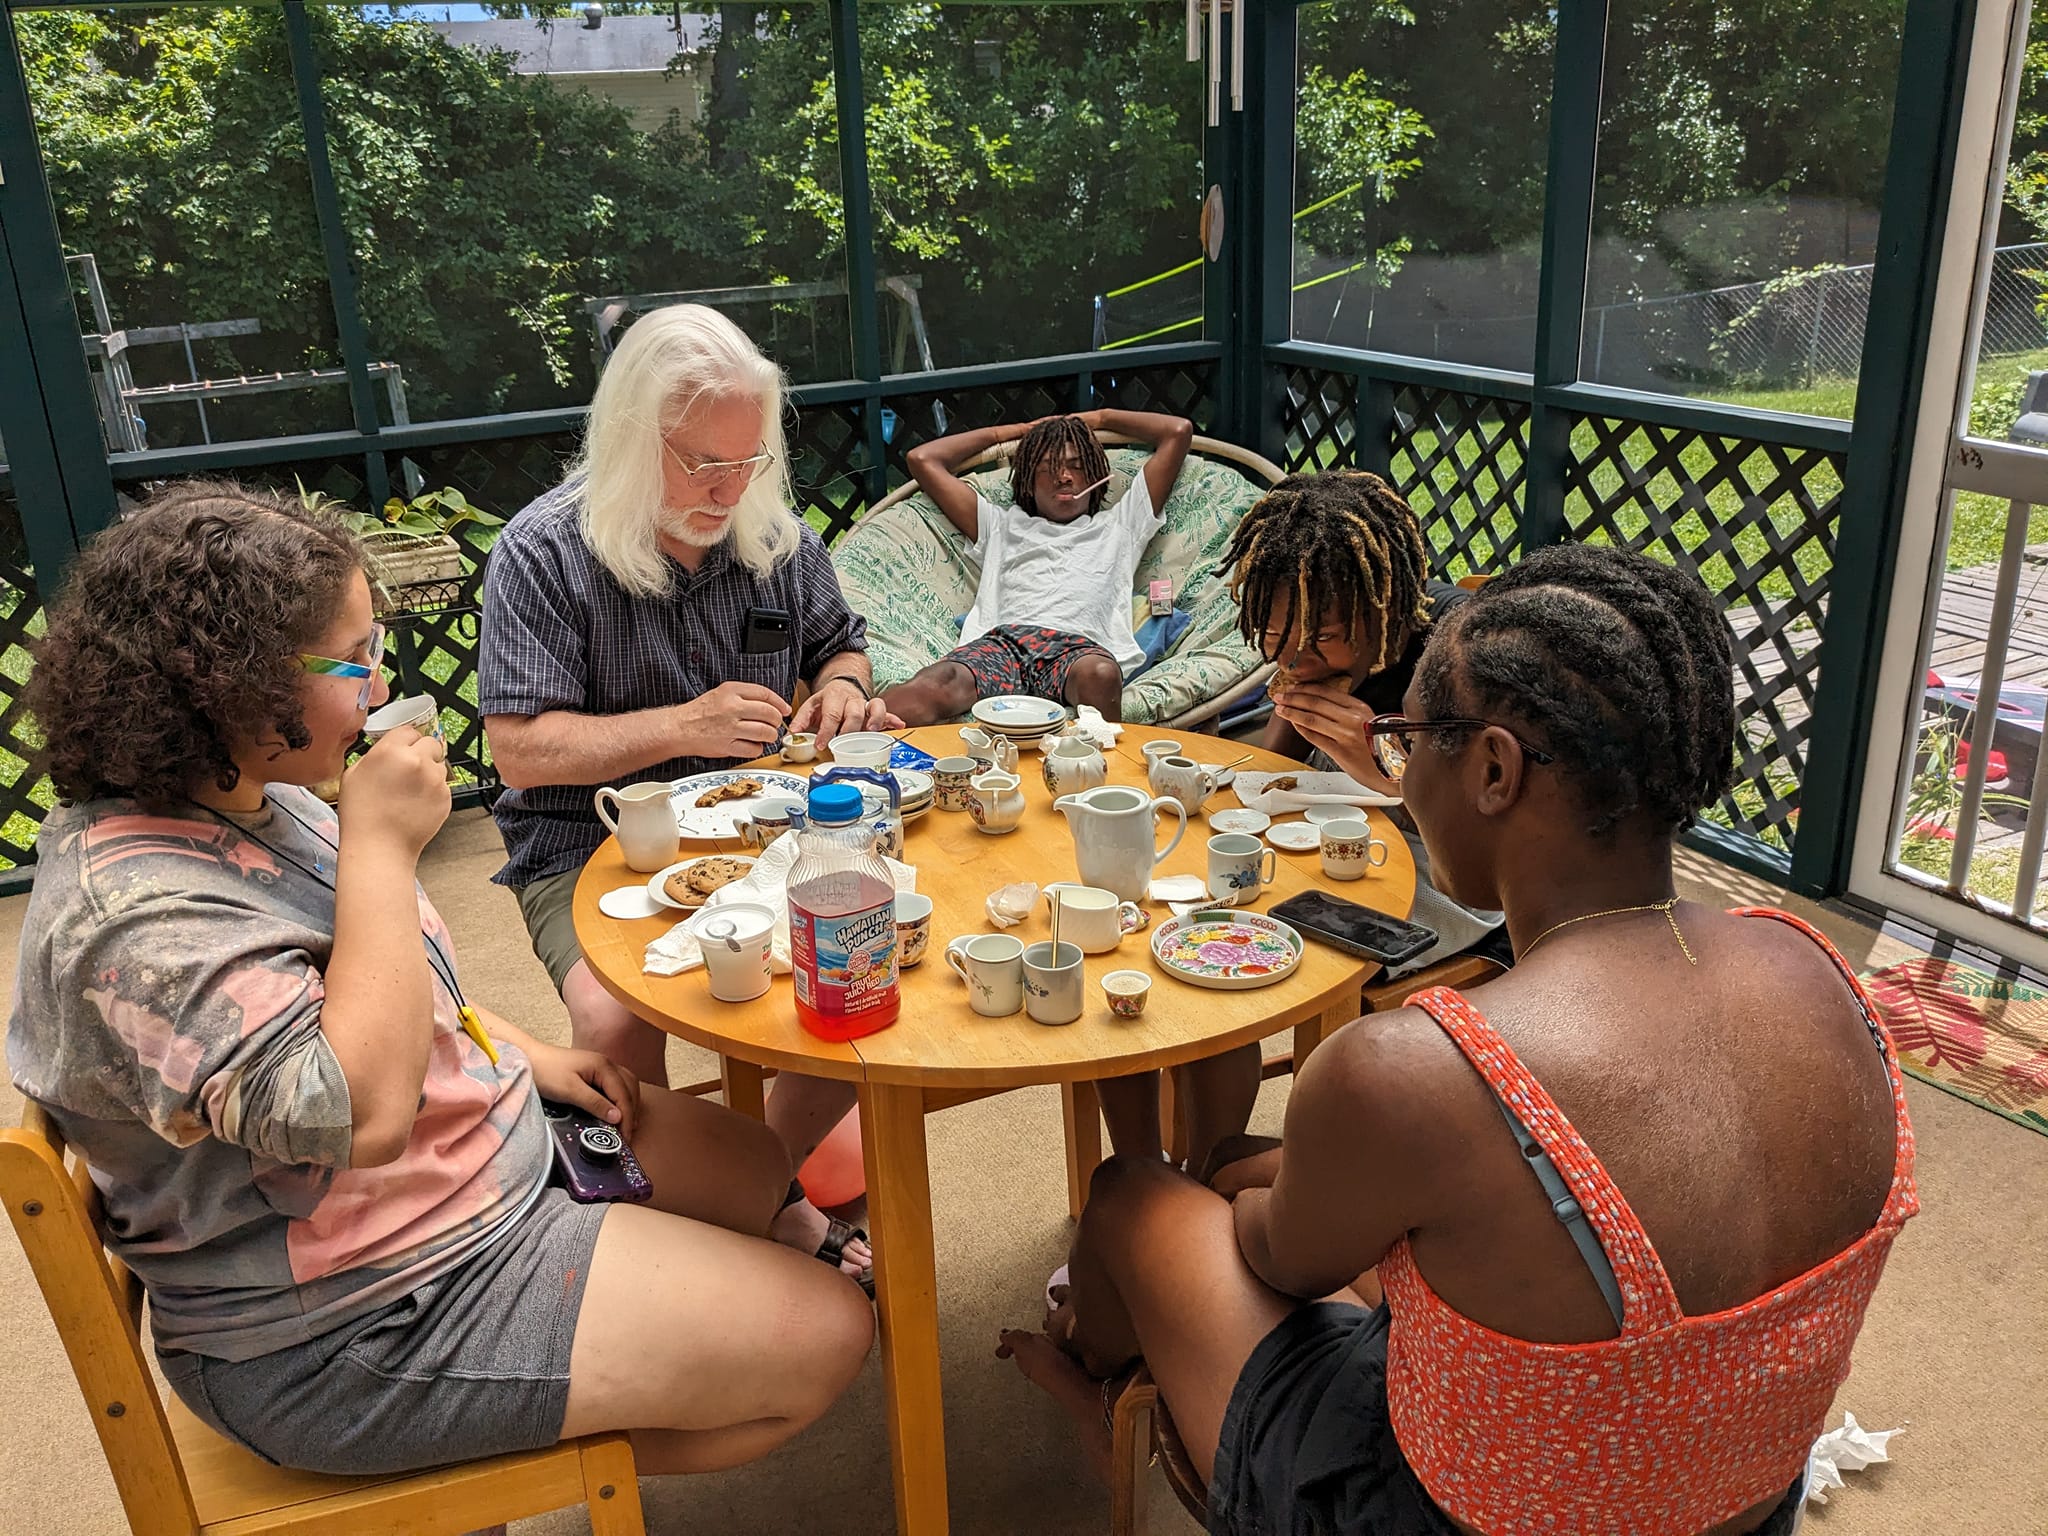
top-left (877, 408), bottom-right (1194, 726)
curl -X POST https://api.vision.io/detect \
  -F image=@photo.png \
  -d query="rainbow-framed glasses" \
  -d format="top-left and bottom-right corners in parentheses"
top-left (299, 622), bottom-right (387, 711)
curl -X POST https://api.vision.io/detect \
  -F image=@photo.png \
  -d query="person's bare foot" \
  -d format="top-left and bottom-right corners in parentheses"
top-left (770, 1196), bottom-right (873, 1280)
top-left (997, 1327), bottom-right (1118, 1482)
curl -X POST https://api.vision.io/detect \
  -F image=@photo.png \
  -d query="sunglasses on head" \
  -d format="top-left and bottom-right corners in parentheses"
top-left (1361, 714), bottom-right (1555, 784)
top-left (299, 622), bottom-right (386, 712)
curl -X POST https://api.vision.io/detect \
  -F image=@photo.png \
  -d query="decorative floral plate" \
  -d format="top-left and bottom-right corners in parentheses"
top-left (669, 769), bottom-right (813, 839)
top-left (1149, 910), bottom-right (1304, 991)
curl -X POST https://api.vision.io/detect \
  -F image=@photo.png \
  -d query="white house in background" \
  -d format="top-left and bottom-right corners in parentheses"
top-left (428, 11), bottom-right (716, 133)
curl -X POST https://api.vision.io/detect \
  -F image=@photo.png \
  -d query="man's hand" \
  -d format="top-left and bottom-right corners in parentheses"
top-left (674, 681), bottom-right (788, 760)
top-left (1270, 681), bottom-right (1398, 795)
top-left (792, 678), bottom-right (895, 744)
top-left (338, 727), bottom-right (451, 858)
top-left (525, 1041), bottom-right (640, 1141)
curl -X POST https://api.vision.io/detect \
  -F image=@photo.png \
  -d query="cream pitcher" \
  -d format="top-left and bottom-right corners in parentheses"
top-left (1052, 784), bottom-right (1187, 902)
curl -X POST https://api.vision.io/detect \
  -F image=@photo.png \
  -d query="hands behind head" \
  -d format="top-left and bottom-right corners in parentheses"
top-left (338, 726), bottom-right (451, 860)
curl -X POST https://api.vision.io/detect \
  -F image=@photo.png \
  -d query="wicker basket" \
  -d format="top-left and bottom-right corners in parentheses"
top-left (363, 530), bottom-right (466, 590)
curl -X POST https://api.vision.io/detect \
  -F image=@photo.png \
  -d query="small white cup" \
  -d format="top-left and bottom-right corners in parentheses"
top-left (689, 902), bottom-right (776, 1002)
top-left (895, 892), bottom-right (934, 969)
top-left (1022, 940), bottom-right (1086, 1026)
top-left (780, 732), bottom-right (818, 764)
top-left (830, 730), bottom-right (896, 770)
top-left (1140, 739), bottom-right (1183, 772)
top-left (946, 933), bottom-right (1025, 1016)
top-left (1318, 817), bottom-right (1389, 882)
top-left (1206, 832), bottom-right (1279, 905)
top-left (1044, 883), bottom-right (1144, 954)
top-left (363, 694), bottom-right (442, 744)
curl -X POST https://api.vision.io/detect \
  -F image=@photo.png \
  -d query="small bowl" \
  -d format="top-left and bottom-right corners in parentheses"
top-left (1103, 969), bottom-right (1152, 1018)
top-left (781, 731), bottom-right (818, 764)
top-left (1208, 808), bottom-right (1271, 835)
top-left (830, 730), bottom-right (896, 769)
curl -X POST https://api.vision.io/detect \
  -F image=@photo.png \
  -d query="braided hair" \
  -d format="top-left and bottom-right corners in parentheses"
top-left (1417, 544), bottom-right (1735, 836)
top-left (1217, 471), bottom-right (1433, 674)
top-left (1011, 416), bottom-right (1113, 518)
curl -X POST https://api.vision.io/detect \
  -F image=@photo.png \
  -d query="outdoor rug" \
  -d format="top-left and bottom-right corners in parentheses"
top-left (1863, 954), bottom-right (2048, 1137)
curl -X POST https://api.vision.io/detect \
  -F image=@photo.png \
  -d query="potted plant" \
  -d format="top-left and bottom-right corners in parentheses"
top-left (297, 480), bottom-right (505, 599)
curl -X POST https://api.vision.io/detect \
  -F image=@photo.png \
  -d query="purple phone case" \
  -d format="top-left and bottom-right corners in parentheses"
top-left (542, 1100), bottom-right (654, 1204)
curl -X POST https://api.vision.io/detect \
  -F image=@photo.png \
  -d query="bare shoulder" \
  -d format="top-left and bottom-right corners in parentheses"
top-left (1299, 1003), bottom-right (1492, 1149)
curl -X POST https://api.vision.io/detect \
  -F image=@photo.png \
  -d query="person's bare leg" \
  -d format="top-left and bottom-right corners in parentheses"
top-left (764, 1071), bottom-right (871, 1275)
top-left (1172, 1043), bottom-right (1263, 1179)
top-left (626, 1082), bottom-right (790, 1237)
top-left (1095, 1070), bottom-right (1165, 1160)
top-left (563, 958), bottom-right (670, 1086)
top-left (1062, 652), bottom-right (1125, 722)
top-left (880, 658), bottom-right (979, 727)
top-left (560, 1203), bottom-right (874, 1474)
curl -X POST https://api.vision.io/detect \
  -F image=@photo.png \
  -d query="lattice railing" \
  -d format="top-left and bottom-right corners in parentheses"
top-left (1279, 365), bottom-right (1360, 473)
top-left (1564, 416), bottom-right (1843, 850)
top-left (0, 478), bottom-right (48, 872)
top-left (1389, 386), bottom-right (1527, 581)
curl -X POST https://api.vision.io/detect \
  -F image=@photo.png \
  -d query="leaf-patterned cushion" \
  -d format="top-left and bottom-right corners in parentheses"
top-left (832, 448), bottom-right (1267, 725)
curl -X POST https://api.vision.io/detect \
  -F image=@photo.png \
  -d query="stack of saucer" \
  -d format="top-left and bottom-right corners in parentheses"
top-left (970, 694), bottom-right (1069, 749)
top-left (892, 768), bottom-right (935, 822)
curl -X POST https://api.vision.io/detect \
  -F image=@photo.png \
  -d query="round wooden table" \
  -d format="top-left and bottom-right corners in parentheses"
top-left (574, 725), bottom-right (1416, 1536)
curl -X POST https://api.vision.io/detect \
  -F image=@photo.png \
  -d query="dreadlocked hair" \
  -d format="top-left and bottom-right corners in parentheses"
top-left (1417, 544), bottom-right (1736, 837)
top-left (1216, 471), bottom-right (1432, 675)
top-left (1011, 415), bottom-right (1113, 517)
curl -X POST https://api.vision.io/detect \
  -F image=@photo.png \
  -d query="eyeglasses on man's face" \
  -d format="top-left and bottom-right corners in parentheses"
top-left (663, 441), bottom-right (777, 489)
top-left (1362, 714), bottom-right (1556, 784)
top-left (299, 622), bottom-right (386, 712)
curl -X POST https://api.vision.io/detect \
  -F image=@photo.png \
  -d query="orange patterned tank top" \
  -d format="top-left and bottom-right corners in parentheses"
top-left (1377, 908), bottom-right (1917, 1536)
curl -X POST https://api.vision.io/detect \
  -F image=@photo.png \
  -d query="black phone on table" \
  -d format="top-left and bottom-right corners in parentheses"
top-left (541, 1099), bottom-right (654, 1204)
top-left (1269, 891), bottom-right (1437, 967)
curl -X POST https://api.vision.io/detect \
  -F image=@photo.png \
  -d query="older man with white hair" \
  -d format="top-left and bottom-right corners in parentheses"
top-left (482, 305), bottom-right (889, 1284)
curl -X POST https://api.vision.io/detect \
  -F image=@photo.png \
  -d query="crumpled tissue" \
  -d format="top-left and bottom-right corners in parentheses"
top-left (1805, 1413), bottom-right (1902, 1504)
top-left (1066, 705), bottom-right (1124, 749)
top-left (987, 881), bottom-right (1040, 928)
top-left (1234, 769), bottom-right (1400, 812)
top-left (644, 832), bottom-right (918, 977)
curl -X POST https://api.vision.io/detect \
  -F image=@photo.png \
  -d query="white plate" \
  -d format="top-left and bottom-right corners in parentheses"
top-left (647, 855), bottom-right (758, 911)
top-left (1265, 821), bottom-right (1321, 851)
top-left (893, 768), bottom-right (934, 803)
top-left (1207, 808), bottom-right (1271, 835)
top-left (1151, 910), bottom-right (1303, 991)
top-left (670, 769), bottom-right (812, 839)
top-left (1304, 804), bottom-right (1365, 825)
top-left (597, 884), bottom-right (663, 920)
top-left (971, 695), bottom-right (1068, 733)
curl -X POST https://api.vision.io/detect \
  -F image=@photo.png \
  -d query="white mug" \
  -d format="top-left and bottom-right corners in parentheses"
top-left (1206, 833), bottom-right (1278, 905)
top-left (1044, 883), bottom-right (1144, 954)
top-left (688, 903), bottom-right (776, 1002)
top-left (946, 933), bottom-right (1025, 1016)
top-left (1319, 817), bottom-right (1389, 882)
top-left (595, 781), bottom-right (681, 873)
top-left (1140, 739), bottom-right (1183, 772)
top-left (1022, 940), bottom-right (1086, 1026)
top-left (364, 694), bottom-right (442, 744)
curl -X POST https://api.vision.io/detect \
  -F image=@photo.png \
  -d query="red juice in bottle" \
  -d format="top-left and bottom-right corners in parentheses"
top-left (787, 783), bottom-right (901, 1041)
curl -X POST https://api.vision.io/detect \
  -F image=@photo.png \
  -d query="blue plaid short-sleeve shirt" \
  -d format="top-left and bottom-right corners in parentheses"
top-left (480, 479), bottom-right (866, 886)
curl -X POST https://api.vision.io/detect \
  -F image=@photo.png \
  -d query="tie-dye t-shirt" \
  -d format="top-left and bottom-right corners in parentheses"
top-left (7, 786), bottom-right (551, 1361)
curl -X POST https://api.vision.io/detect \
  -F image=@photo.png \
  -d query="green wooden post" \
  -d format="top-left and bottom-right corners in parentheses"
top-left (1789, 0), bottom-right (1980, 896)
top-left (1241, 0), bottom-right (1296, 465)
top-left (828, 0), bottom-right (887, 502)
top-left (1521, 0), bottom-right (1607, 551)
top-left (0, 13), bottom-right (118, 578)
top-left (281, 0), bottom-right (387, 510)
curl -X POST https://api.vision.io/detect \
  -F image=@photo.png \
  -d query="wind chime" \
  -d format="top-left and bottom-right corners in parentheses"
top-left (1188, 0), bottom-right (1245, 128)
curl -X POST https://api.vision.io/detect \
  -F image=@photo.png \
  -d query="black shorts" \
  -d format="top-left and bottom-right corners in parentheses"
top-left (942, 624), bottom-right (1116, 701)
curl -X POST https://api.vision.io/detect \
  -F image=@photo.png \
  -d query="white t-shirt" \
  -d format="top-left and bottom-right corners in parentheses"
top-left (960, 476), bottom-right (1158, 676)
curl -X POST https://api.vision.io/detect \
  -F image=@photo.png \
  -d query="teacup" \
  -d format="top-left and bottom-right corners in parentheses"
top-left (1102, 970), bottom-right (1152, 1019)
top-left (1139, 739), bottom-right (1182, 773)
top-left (1150, 754), bottom-right (1219, 813)
top-left (780, 732), bottom-right (818, 764)
top-left (830, 730), bottom-right (896, 770)
top-left (364, 694), bottom-right (443, 744)
top-left (1044, 883), bottom-right (1145, 955)
top-left (946, 933), bottom-right (1025, 1016)
top-left (1206, 832), bottom-right (1278, 905)
top-left (932, 755), bottom-right (981, 813)
top-left (1022, 940), bottom-right (1086, 1026)
top-left (737, 794), bottom-right (806, 850)
top-left (894, 892), bottom-right (934, 968)
top-left (687, 902), bottom-right (776, 1003)
top-left (1319, 817), bottom-right (1390, 881)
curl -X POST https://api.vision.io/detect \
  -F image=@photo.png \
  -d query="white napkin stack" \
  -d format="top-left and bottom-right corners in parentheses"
top-left (644, 832), bottom-right (918, 977)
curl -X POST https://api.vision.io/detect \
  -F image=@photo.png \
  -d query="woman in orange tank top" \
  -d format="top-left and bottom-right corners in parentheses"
top-left (999, 544), bottom-right (1915, 1536)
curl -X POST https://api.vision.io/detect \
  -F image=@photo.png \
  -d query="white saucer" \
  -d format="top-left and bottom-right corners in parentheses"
top-left (1303, 804), bottom-right (1365, 825)
top-left (598, 885), bottom-right (664, 920)
top-left (1208, 808), bottom-right (1271, 835)
top-left (1265, 821), bottom-right (1321, 851)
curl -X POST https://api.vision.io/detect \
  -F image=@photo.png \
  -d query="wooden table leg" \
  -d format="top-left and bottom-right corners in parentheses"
top-left (860, 1081), bottom-right (948, 1536)
top-left (1062, 1080), bottom-right (1103, 1221)
top-left (720, 1055), bottom-right (766, 1121)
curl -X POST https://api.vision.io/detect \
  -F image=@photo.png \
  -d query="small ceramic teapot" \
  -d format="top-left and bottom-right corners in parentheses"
top-left (959, 727), bottom-right (1020, 773)
top-left (964, 768), bottom-right (1026, 835)
top-left (1149, 754), bottom-right (1219, 814)
top-left (1042, 734), bottom-right (1108, 796)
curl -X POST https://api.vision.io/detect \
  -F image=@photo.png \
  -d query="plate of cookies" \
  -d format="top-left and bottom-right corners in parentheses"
top-left (669, 769), bottom-right (812, 839)
top-left (647, 854), bottom-right (758, 912)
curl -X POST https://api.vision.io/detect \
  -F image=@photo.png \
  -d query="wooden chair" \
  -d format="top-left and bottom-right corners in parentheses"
top-left (1108, 1367), bottom-right (1205, 1536)
top-left (0, 1101), bottom-right (647, 1536)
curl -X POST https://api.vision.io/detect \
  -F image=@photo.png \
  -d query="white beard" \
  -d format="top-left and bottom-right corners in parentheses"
top-left (659, 507), bottom-right (733, 548)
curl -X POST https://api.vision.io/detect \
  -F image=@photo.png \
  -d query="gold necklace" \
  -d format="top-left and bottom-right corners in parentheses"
top-left (1515, 896), bottom-right (1697, 966)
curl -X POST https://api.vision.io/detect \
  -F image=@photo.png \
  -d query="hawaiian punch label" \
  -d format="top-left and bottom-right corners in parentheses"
top-left (790, 893), bottom-right (899, 1018)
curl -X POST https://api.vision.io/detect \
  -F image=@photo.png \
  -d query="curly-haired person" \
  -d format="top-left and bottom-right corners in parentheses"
top-left (880, 407), bottom-right (1194, 725)
top-left (8, 481), bottom-right (870, 1479)
top-left (1002, 545), bottom-right (1916, 1536)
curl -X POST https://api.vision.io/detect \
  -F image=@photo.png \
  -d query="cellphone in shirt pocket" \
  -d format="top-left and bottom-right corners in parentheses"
top-left (742, 606), bottom-right (794, 655)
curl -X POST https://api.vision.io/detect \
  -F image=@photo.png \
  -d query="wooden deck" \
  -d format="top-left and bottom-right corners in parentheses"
top-left (1926, 544), bottom-right (2048, 690)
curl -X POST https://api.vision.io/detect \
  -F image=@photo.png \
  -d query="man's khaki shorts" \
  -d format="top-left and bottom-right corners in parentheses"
top-left (513, 865), bottom-right (586, 994)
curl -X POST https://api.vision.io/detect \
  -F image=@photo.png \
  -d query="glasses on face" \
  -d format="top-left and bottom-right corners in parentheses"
top-left (1362, 714), bottom-right (1556, 784)
top-left (664, 441), bottom-right (777, 489)
top-left (299, 622), bottom-right (386, 712)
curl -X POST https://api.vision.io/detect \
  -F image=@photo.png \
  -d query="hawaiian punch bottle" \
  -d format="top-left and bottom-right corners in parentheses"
top-left (787, 782), bottom-right (901, 1041)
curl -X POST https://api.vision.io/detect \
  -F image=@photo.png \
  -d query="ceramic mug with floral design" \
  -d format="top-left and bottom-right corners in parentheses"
top-left (894, 892), bottom-right (934, 968)
top-left (1102, 969), bottom-right (1152, 1018)
top-left (932, 755), bottom-right (980, 812)
top-left (1318, 817), bottom-right (1389, 881)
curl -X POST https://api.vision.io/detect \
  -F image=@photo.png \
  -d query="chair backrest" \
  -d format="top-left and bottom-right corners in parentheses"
top-left (1, 1102), bottom-right (202, 1536)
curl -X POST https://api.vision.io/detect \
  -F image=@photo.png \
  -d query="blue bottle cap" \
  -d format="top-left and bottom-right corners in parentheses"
top-left (808, 783), bottom-right (865, 825)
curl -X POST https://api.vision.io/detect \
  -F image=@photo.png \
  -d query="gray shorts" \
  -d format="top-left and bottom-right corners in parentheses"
top-left (514, 864), bottom-right (587, 994)
top-left (157, 1188), bottom-right (608, 1476)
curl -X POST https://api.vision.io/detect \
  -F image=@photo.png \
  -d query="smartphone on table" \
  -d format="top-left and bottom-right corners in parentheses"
top-left (541, 1099), bottom-right (654, 1204)
top-left (1269, 891), bottom-right (1437, 968)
